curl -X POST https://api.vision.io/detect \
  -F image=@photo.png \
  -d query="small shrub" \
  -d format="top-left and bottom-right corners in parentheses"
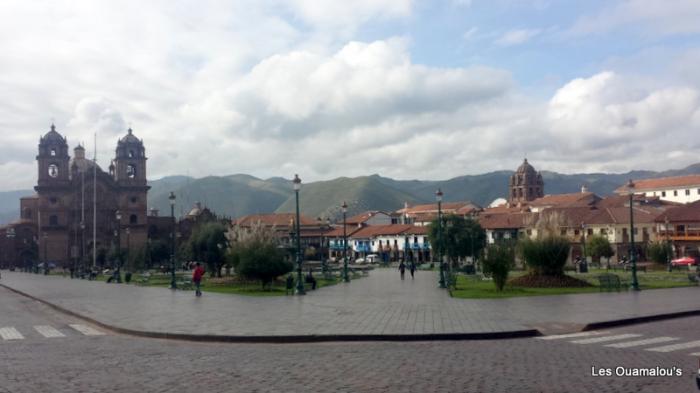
top-left (647, 241), bottom-right (672, 265)
top-left (518, 236), bottom-right (570, 276)
top-left (481, 244), bottom-right (515, 291)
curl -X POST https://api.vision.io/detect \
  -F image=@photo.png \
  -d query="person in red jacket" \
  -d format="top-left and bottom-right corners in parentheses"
top-left (192, 262), bottom-right (205, 297)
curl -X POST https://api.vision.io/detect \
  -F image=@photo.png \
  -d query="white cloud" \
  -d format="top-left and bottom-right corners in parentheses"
top-left (569, 0), bottom-right (700, 36)
top-left (494, 29), bottom-right (541, 46)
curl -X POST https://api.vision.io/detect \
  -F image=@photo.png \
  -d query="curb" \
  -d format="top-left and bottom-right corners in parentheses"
top-left (0, 282), bottom-right (540, 343)
top-left (583, 309), bottom-right (700, 331)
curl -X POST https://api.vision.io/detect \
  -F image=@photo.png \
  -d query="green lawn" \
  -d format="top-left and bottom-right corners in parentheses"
top-left (450, 268), bottom-right (698, 299)
top-left (132, 272), bottom-right (363, 296)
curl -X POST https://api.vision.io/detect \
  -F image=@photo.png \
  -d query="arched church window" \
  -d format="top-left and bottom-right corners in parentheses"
top-left (50, 148), bottom-right (56, 157)
top-left (126, 164), bottom-right (136, 179)
top-left (48, 164), bottom-right (59, 178)
top-left (130, 214), bottom-right (138, 225)
top-left (128, 150), bottom-right (135, 158)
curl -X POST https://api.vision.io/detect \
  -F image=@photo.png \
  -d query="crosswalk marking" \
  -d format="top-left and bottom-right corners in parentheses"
top-left (605, 337), bottom-right (678, 348)
top-left (34, 325), bottom-right (66, 338)
top-left (0, 327), bottom-right (25, 340)
top-left (69, 324), bottom-right (105, 336)
top-left (536, 331), bottom-right (608, 340)
top-left (646, 340), bottom-right (700, 353)
top-left (571, 334), bottom-right (642, 344)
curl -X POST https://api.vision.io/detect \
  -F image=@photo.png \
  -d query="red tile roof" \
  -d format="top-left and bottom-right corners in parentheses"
top-left (345, 211), bottom-right (390, 225)
top-left (614, 175), bottom-right (700, 193)
top-left (655, 200), bottom-right (700, 223)
top-left (351, 224), bottom-right (414, 238)
top-left (324, 225), bottom-right (362, 238)
top-left (478, 212), bottom-right (532, 229)
top-left (585, 207), bottom-right (659, 225)
top-left (529, 192), bottom-right (600, 208)
top-left (397, 201), bottom-right (479, 215)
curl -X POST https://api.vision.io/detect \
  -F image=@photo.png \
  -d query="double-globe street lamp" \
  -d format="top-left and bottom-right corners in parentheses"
top-left (626, 180), bottom-right (640, 291)
top-left (5, 227), bottom-right (15, 270)
top-left (436, 188), bottom-right (446, 289)
top-left (293, 175), bottom-right (305, 295)
top-left (169, 191), bottom-right (177, 290)
top-left (341, 201), bottom-right (350, 282)
top-left (665, 216), bottom-right (672, 273)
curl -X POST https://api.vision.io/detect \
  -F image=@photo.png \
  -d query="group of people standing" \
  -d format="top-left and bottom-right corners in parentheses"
top-left (398, 260), bottom-right (417, 280)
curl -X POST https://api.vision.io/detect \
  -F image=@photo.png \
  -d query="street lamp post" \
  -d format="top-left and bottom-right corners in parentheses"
top-left (627, 180), bottom-right (640, 291)
top-left (665, 216), bottom-right (672, 272)
top-left (293, 175), bottom-right (305, 295)
top-left (169, 192), bottom-right (177, 290)
top-left (42, 232), bottom-right (48, 275)
top-left (436, 188), bottom-right (446, 288)
top-left (341, 201), bottom-right (350, 282)
top-left (115, 210), bottom-right (122, 283)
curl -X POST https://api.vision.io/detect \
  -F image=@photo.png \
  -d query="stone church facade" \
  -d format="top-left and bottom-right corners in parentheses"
top-left (17, 124), bottom-right (150, 268)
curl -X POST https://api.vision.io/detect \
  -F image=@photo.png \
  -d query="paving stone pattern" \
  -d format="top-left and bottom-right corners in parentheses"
top-left (1, 270), bottom-right (700, 337)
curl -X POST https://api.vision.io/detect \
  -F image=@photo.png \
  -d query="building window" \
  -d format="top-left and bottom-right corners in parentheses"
top-left (685, 189), bottom-right (690, 196)
top-left (130, 196), bottom-right (138, 204)
top-left (560, 229), bottom-right (567, 236)
top-left (394, 239), bottom-right (398, 245)
top-left (574, 229), bottom-right (580, 235)
top-left (662, 191), bottom-right (666, 197)
top-left (601, 229), bottom-right (607, 235)
top-left (49, 215), bottom-right (58, 226)
top-left (633, 228), bottom-right (638, 235)
top-left (526, 229), bottom-right (532, 235)
top-left (130, 214), bottom-right (138, 225)
top-left (697, 188), bottom-right (700, 195)
top-left (587, 229), bottom-right (593, 236)
top-left (126, 164), bottom-right (137, 179)
top-left (50, 148), bottom-right (56, 157)
top-left (673, 190), bottom-right (678, 196)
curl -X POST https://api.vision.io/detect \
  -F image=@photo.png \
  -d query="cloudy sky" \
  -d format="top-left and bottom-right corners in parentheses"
top-left (1, 0), bottom-right (700, 190)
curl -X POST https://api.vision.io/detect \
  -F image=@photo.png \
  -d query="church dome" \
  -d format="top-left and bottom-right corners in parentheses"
top-left (118, 128), bottom-right (142, 145)
top-left (41, 124), bottom-right (66, 144)
top-left (516, 158), bottom-right (537, 177)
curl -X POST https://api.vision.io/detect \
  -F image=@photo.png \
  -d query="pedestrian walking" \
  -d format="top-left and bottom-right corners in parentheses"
top-left (192, 262), bottom-right (205, 297)
top-left (409, 261), bottom-right (416, 279)
top-left (399, 261), bottom-right (406, 280)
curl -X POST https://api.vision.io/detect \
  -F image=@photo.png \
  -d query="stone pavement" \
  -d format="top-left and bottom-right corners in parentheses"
top-left (1, 269), bottom-right (699, 340)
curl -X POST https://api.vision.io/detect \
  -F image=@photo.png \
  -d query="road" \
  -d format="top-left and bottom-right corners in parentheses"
top-left (1, 286), bottom-right (699, 393)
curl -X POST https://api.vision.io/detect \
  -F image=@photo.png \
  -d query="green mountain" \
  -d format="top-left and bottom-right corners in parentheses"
top-left (274, 176), bottom-right (423, 219)
top-left (3, 163), bottom-right (700, 225)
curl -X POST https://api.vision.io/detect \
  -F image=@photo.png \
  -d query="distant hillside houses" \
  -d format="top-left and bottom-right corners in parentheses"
top-left (214, 160), bottom-right (700, 267)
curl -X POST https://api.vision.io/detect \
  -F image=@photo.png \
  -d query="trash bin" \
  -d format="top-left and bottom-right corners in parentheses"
top-left (579, 262), bottom-right (588, 273)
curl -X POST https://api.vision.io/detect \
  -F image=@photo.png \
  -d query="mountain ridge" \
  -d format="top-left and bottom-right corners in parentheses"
top-left (2, 163), bottom-right (700, 224)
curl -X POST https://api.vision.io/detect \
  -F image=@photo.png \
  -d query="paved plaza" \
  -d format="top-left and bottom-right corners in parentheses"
top-left (1, 269), bottom-right (700, 340)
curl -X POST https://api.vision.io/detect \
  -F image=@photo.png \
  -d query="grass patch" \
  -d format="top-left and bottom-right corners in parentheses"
top-left (451, 268), bottom-right (697, 299)
top-left (132, 272), bottom-right (362, 296)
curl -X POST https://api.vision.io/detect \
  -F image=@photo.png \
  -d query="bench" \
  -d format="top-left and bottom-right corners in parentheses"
top-left (136, 273), bottom-right (151, 285)
top-left (598, 274), bottom-right (622, 292)
top-left (177, 278), bottom-right (194, 290)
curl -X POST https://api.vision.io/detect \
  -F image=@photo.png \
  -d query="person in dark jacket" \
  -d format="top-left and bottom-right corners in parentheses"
top-left (399, 261), bottom-right (406, 280)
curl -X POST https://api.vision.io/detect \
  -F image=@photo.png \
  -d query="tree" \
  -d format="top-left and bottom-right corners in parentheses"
top-left (517, 236), bottom-right (570, 276)
top-left (228, 222), bottom-right (293, 289)
top-left (428, 215), bottom-right (486, 266)
top-left (187, 222), bottom-right (228, 277)
top-left (481, 244), bottom-right (515, 291)
top-left (647, 241), bottom-right (672, 265)
top-left (124, 246), bottom-right (146, 272)
top-left (148, 240), bottom-right (170, 268)
top-left (586, 235), bottom-right (615, 267)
